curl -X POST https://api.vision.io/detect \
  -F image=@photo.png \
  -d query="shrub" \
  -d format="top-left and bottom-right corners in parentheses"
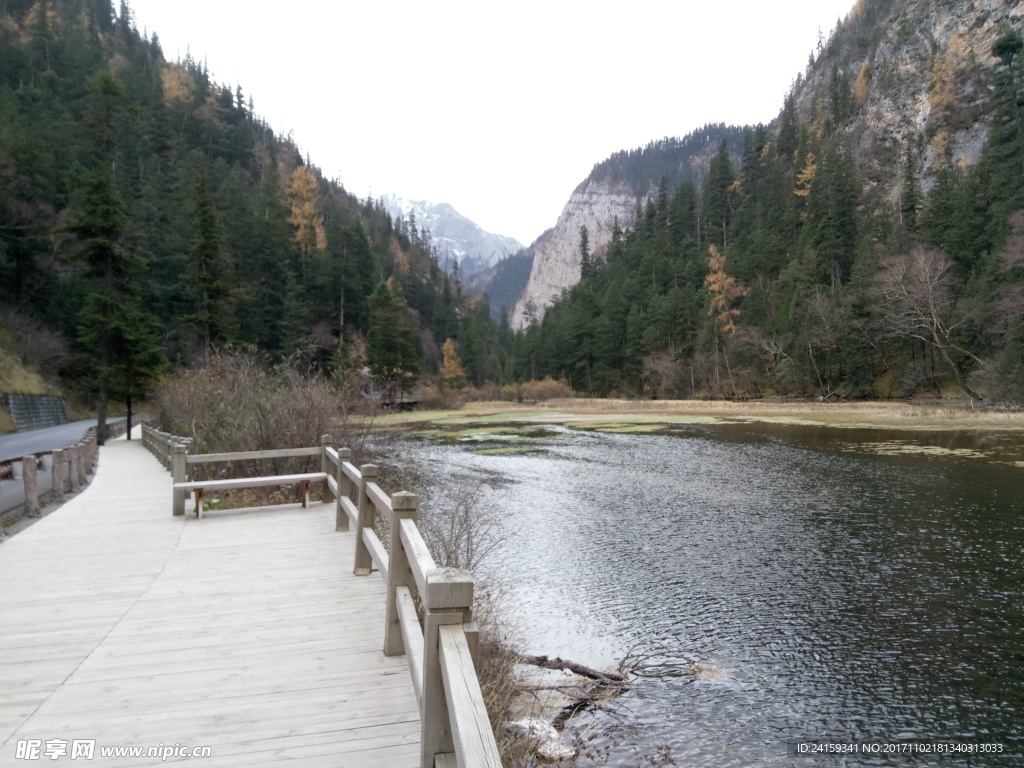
top-left (520, 376), bottom-right (573, 401)
top-left (155, 349), bottom-right (377, 480)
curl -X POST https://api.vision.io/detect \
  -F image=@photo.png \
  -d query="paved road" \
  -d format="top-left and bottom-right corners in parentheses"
top-left (0, 419), bottom-right (108, 464)
top-left (0, 418), bottom-right (126, 516)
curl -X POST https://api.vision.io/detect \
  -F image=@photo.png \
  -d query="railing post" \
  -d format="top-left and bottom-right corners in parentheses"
top-left (421, 568), bottom-right (474, 768)
top-left (320, 434), bottom-right (335, 505)
top-left (353, 464), bottom-right (378, 575)
top-left (384, 492), bottom-right (419, 656)
top-left (51, 449), bottom-right (65, 504)
top-left (335, 448), bottom-right (352, 532)
top-left (172, 443), bottom-right (187, 516)
top-left (22, 455), bottom-right (40, 517)
top-left (68, 445), bottom-right (81, 493)
top-left (76, 443), bottom-right (87, 488)
top-left (88, 433), bottom-right (97, 473)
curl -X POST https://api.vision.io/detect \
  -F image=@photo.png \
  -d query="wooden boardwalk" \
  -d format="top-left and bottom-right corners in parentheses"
top-left (0, 429), bottom-right (420, 767)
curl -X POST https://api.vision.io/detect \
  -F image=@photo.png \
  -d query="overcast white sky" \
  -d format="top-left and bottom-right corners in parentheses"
top-left (128, 0), bottom-right (853, 246)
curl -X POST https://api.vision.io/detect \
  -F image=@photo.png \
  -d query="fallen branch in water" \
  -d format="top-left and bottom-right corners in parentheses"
top-left (516, 653), bottom-right (627, 683)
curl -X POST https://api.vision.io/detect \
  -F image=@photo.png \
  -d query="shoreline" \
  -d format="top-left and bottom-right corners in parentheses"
top-left (380, 398), bottom-right (1024, 433)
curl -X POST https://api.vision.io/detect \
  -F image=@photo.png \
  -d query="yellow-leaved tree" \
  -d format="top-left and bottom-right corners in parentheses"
top-left (287, 166), bottom-right (326, 277)
top-left (440, 338), bottom-right (466, 389)
top-left (705, 244), bottom-right (749, 396)
top-left (705, 244), bottom-right (749, 337)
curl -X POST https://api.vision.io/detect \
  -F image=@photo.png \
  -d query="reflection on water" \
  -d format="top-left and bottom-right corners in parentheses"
top-left (400, 422), bottom-right (1024, 767)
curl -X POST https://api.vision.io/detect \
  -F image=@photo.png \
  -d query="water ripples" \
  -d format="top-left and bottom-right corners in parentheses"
top-left (400, 423), bottom-right (1024, 766)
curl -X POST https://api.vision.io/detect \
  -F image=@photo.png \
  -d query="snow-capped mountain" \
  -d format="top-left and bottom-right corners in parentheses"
top-left (380, 195), bottom-right (523, 277)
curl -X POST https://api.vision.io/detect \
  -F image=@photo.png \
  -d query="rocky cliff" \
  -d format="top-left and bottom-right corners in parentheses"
top-left (511, 0), bottom-right (1022, 330)
top-left (510, 178), bottom-right (643, 328)
top-left (793, 0), bottom-right (1023, 210)
top-left (511, 128), bottom-right (745, 329)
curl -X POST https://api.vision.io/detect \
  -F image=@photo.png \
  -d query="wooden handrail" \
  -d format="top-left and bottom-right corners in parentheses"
top-left (350, 466), bottom-right (501, 768)
top-left (439, 624), bottom-right (502, 766)
top-left (186, 447), bottom-right (320, 463)
top-left (365, 481), bottom-right (393, 514)
top-left (400, 517), bottom-right (437, 599)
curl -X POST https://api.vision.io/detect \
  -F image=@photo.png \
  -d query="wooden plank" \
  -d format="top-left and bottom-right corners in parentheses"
top-left (400, 518), bottom-right (438, 598)
top-left (186, 447), bottom-right (321, 463)
top-left (435, 754), bottom-right (458, 768)
top-left (175, 472), bottom-right (327, 492)
top-left (326, 475), bottom-right (339, 497)
top-left (439, 625), bottom-right (502, 768)
top-left (362, 528), bottom-right (390, 582)
top-left (365, 481), bottom-right (393, 514)
top-left (324, 447), bottom-right (340, 466)
top-left (396, 586), bottom-right (424, 708)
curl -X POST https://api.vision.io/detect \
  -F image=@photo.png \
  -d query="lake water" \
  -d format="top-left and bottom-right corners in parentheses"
top-left (399, 420), bottom-right (1024, 767)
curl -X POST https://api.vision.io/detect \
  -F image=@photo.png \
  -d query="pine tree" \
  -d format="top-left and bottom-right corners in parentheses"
top-left (366, 282), bottom-right (420, 392)
top-left (701, 141), bottom-right (734, 248)
top-left (901, 141), bottom-right (921, 231)
top-left (62, 70), bottom-right (151, 443)
top-left (980, 30), bottom-right (1024, 248)
top-left (776, 94), bottom-right (799, 167)
top-left (579, 224), bottom-right (593, 280)
top-left (182, 173), bottom-right (229, 362)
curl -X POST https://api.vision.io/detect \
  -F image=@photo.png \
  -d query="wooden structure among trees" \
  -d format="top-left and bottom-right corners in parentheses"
top-left (0, 426), bottom-right (500, 767)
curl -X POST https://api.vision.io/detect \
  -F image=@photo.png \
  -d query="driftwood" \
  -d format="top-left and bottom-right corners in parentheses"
top-left (516, 654), bottom-right (627, 683)
top-left (516, 653), bottom-right (630, 733)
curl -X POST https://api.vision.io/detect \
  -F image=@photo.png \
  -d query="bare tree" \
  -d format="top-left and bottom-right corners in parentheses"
top-left (804, 292), bottom-right (844, 397)
top-left (737, 327), bottom-right (792, 393)
top-left (874, 245), bottom-right (983, 395)
top-left (641, 350), bottom-right (684, 398)
top-left (420, 476), bottom-right (504, 572)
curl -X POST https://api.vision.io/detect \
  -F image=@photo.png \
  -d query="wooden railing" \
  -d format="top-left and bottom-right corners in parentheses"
top-left (0, 432), bottom-right (96, 531)
top-left (140, 426), bottom-right (503, 768)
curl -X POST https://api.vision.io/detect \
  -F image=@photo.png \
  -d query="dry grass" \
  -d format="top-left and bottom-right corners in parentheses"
top-left (0, 349), bottom-right (50, 395)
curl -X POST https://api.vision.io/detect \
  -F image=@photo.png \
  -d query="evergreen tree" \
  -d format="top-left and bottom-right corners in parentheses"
top-left (578, 224), bottom-right (592, 280)
top-left (980, 30), bottom-right (1024, 248)
top-left (182, 173), bottom-right (229, 361)
top-left (701, 141), bottom-right (734, 248)
top-left (62, 70), bottom-right (151, 443)
top-left (366, 282), bottom-right (420, 392)
top-left (901, 141), bottom-right (921, 231)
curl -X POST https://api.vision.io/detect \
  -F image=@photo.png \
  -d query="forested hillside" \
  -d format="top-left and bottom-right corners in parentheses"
top-left (510, 124), bottom-right (747, 328)
top-left (513, 0), bottom-right (1024, 401)
top-left (0, 0), bottom-right (516, 431)
top-left (3, 0), bottom-right (1022, 415)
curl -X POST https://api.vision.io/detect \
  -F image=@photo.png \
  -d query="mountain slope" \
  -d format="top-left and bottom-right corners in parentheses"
top-left (511, 126), bottom-right (746, 328)
top-left (0, 0), bottom-right (475, 385)
top-left (380, 195), bottom-right (523, 278)
top-left (791, 0), bottom-right (1023, 211)
top-left (509, 0), bottom-right (1024, 400)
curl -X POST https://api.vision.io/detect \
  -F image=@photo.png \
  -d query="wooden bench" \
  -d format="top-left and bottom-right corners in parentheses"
top-left (174, 472), bottom-right (329, 518)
